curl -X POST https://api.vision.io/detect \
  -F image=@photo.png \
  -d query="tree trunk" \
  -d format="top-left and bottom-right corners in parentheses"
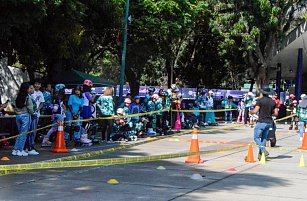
top-left (125, 66), bottom-right (139, 97)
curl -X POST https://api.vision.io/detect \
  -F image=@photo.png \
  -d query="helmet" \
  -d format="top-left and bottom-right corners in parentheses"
top-left (290, 94), bottom-right (295, 98)
top-left (301, 94), bottom-right (306, 99)
top-left (152, 94), bottom-right (159, 100)
top-left (208, 90), bottom-right (214, 94)
top-left (228, 95), bottom-right (233, 99)
top-left (293, 100), bottom-right (298, 104)
top-left (90, 88), bottom-right (97, 94)
top-left (148, 86), bottom-right (155, 93)
top-left (83, 79), bottom-right (93, 87)
top-left (124, 98), bottom-right (132, 104)
top-left (171, 84), bottom-right (177, 90)
top-left (75, 85), bottom-right (82, 91)
top-left (116, 108), bottom-right (124, 115)
top-left (158, 89), bottom-right (167, 97)
top-left (247, 92), bottom-right (254, 96)
top-left (134, 96), bottom-right (140, 100)
top-left (55, 84), bottom-right (66, 93)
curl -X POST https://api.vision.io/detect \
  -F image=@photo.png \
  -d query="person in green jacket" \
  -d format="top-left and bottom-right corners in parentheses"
top-left (221, 96), bottom-right (237, 124)
top-left (297, 95), bottom-right (307, 141)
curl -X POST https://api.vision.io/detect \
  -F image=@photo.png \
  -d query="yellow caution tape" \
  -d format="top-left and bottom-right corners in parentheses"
top-left (0, 146), bottom-right (246, 172)
top-left (176, 109), bottom-right (237, 113)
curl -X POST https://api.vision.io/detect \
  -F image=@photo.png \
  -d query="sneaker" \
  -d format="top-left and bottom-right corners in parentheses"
top-left (107, 140), bottom-right (115, 144)
top-left (42, 137), bottom-right (52, 147)
top-left (16, 150), bottom-right (28, 157)
top-left (27, 149), bottom-right (39, 155)
top-left (300, 137), bottom-right (303, 141)
top-left (12, 150), bottom-right (17, 156)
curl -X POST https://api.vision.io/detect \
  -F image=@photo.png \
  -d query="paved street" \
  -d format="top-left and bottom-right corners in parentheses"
top-left (0, 124), bottom-right (307, 201)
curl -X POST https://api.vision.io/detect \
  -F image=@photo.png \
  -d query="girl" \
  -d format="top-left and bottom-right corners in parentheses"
top-left (12, 82), bottom-right (34, 156)
top-left (66, 85), bottom-right (84, 145)
top-left (96, 86), bottom-right (115, 143)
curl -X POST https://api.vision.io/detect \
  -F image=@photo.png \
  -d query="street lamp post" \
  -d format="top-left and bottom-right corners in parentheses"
top-left (119, 0), bottom-right (130, 101)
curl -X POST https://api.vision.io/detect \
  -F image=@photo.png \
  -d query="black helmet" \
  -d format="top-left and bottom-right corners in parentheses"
top-left (148, 86), bottom-right (155, 93)
top-left (159, 88), bottom-right (168, 97)
top-left (75, 85), bottom-right (82, 91)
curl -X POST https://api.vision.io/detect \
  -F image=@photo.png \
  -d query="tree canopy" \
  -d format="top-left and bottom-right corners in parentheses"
top-left (0, 0), bottom-right (305, 94)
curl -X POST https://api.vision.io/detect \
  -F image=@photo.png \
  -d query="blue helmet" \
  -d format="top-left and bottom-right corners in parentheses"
top-left (134, 96), bottom-right (140, 100)
top-left (148, 87), bottom-right (155, 93)
top-left (55, 84), bottom-right (66, 93)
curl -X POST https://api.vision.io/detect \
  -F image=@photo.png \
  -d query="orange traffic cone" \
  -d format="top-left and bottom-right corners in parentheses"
top-left (51, 122), bottom-right (69, 153)
top-left (245, 144), bottom-right (256, 163)
top-left (299, 126), bottom-right (307, 150)
top-left (1, 156), bottom-right (10, 161)
top-left (185, 128), bottom-right (204, 164)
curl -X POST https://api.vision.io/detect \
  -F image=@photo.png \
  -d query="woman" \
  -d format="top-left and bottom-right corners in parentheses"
top-left (205, 90), bottom-right (216, 125)
top-left (66, 85), bottom-right (84, 145)
top-left (96, 86), bottom-right (114, 143)
top-left (12, 82), bottom-right (34, 156)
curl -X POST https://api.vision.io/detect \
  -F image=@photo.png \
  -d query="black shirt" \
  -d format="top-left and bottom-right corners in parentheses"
top-left (256, 96), bottom-right (277, 123)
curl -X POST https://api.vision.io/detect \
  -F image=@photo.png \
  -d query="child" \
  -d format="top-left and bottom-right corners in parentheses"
top-left (42, 84), bottom-right (66, 147)
top-left (130, 96), bottom-right (142, 125)
top-left (289, 100), bottom-right (298, 130)
top-left (135, 117), bottom-right (149, 137)
top-left (237, 97), bottom-right (245, 124)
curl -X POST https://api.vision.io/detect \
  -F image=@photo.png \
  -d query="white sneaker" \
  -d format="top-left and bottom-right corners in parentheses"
top-left (107, 140), bottom-right (115, 144)
top-left (300, 137), bottom-right (303, 141)
top-left (16, 150), bottom-right (28, 156)
top-left (12, 150), bottom-right (17, 156)
top-left (28, 149), bottom-right (39, 155)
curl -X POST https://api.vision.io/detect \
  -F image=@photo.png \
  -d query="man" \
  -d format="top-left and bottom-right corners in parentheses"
top-left (30, 78), bottom-right (45, 144)
top-left (250, 85), bottom-right (278, 160)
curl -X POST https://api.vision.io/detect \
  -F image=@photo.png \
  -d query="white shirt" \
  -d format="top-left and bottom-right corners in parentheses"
top-left (31, 90), bottom-right (45, 113)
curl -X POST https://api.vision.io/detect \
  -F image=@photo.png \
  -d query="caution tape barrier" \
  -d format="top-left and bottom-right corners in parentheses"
top-left (0, 145), bottom-right (247, 172)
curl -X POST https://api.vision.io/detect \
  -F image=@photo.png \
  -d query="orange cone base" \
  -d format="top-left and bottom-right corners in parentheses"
top-left (185, 156), bottom-right (204, 164)
top-left (51, 148), bottom-right (70, 153)
top-left (245, 156), bottom-right (256, 163)
top-left (185, 159), bottom-right (204, 164)
top-left (299, 146), bottom-right (307, 150)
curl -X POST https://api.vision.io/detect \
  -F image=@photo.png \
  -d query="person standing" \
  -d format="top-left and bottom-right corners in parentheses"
top-left (297, 95), bottom-right (307, 141)
top-left (12, 82), bottom-right (34, 156)
top-left (250, 86), bottom-right (278, 160)
top-left (96, 86), bottom-right (115, 143)
top-left (221, 96), bottom-right (237, 124)
top-left (205, 90), bottom-right (215, 125)
top-left (30, 78), bottom-right (45, 144)
top-left (244, 92), bottom-right (254, 125)
top-left (66, 85), bottom-right (84, 145)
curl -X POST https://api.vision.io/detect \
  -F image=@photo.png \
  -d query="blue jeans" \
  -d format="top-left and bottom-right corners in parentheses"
top-left (65, 114), bottom-right (81, 140)
top-left (30, 114), bottom-right (39, 145)
top-left (224, 111), bottom-right (232, 122)
top-left (299, 122), bottom-right (306, 138)
top-left (14, 113), bottom-right (31, 151)
top-left (254, 122), bottom-right (272, 153)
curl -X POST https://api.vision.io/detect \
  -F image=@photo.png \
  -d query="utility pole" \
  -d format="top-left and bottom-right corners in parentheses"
top-left (119, 0), bottom-right (129, 101)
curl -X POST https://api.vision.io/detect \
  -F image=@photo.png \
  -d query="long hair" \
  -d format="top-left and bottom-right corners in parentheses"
top-left (104, 86), bottom-right (113, 96)
top-left (16, 82), bottom-right (31, 108)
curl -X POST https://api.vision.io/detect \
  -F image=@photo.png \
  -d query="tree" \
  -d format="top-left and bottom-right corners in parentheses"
top-left (209, 0), bottom-right (306, 91)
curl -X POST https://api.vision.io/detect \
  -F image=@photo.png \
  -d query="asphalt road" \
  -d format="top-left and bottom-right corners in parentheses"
top-left (0, 124), bottom-right (306, 201)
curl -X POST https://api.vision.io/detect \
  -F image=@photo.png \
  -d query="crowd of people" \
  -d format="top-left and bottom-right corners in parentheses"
top-left (1, 78), bottom-right (307, 158)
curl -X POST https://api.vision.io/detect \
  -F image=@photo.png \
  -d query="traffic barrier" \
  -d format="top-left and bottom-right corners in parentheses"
top-left (260, 153), bottom-right (266, 164)
top-left (299, 154), bottom-right (305, 167)
top-left (51, 122), bottom-right (69, 153)
top-left (0, 146), bottom-right (247, 172)
top-left (299, 125), bottom-right (307, 150)
top-left (245, 144), bottom-right (256, 163)
top-left (185, 128), bottom-right (204, 164)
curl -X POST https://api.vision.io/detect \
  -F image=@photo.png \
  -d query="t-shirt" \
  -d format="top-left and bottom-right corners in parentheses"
top-left (31, 90), bottom-right (45, 113)
top-left (255, 96), bottom-right (277, 123)
top-left (68, 94), bottom-right (84, 115)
